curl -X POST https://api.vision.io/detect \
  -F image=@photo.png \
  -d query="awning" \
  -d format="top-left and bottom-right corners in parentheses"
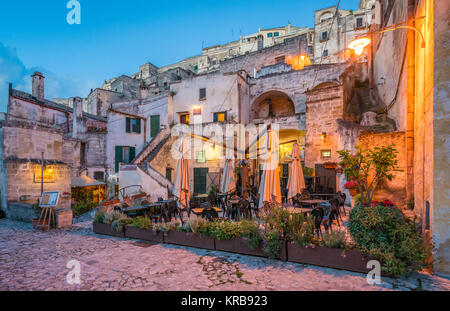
top-left (71, 175), bottom-right (106, 188)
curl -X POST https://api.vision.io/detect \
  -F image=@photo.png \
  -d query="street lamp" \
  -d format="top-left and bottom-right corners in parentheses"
top-left (347, 19), bottom-right (425, 55)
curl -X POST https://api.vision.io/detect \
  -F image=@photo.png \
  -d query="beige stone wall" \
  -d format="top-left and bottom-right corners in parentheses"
top-left (2, 122), bottom-right (64, 161)
top-left (7, 162), bottom-right (71, 210)
top-left (305, 84), bottom-right (344, 168)
top-left (430, 0), bottom-right (449, 277)
top-left (358, 131), bottom-right (407, 206)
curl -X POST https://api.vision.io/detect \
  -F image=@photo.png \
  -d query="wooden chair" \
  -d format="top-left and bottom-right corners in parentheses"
top-left (310, 207), bottom-right (324, 237)
top-left (328, 198), bottom-right (341, 226)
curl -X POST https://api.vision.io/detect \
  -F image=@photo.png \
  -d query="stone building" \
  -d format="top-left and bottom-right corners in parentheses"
top-left (313, 1), bottom-right (375, 64)
top-left (0, 72), bottom-right (108, 221)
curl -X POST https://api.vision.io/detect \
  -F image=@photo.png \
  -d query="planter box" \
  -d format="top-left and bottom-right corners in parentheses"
top-left (125, 226), bottom-right (164, 243)
top-left (287, 243), bottom-right (377, 274)
top-left (163, 231), bottom-right (215, 250)
top-left (215, 238), bottom-right (287, 260)
top-left (93, 223), bottom-right (124, 238)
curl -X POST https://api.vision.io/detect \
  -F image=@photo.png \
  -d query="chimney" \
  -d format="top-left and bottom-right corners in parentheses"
top-left (139, 82), bottom-right (149, 99)
top-left (72, 97), bottom-right (82, 138)
top-left (31, 71), bottom-right (45, 100)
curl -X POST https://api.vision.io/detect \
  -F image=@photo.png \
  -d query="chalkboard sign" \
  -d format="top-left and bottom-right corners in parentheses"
top-left (39, 191), bottom-right (60, 207)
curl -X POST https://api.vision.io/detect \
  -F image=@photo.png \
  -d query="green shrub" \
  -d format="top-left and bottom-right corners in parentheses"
top-left (349, 203), bottom-right (429, 276)
top-left (93, 211), bottom-right (106, 224)
top-left (112, 217), bottom-right (132, 233)
top-left (72, 201), bottom-right (97, 217)
top-left (287, 213), bottom-right (316, 246)
top-left (263, 228), bottom-right (282, 259)
top-left (104, 211), bottom-right (127, 225)
top-left (131, 216), bottom-right (152, 229)
top-left (210, 220), bottom-right (242, 240)
top-left (240, 220), bottom-right (262, 249)
top-left (321, 229), bottom-right (348, 249)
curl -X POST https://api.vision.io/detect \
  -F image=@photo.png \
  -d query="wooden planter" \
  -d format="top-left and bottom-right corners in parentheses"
top-left (93, 222), bottom-right (124, 238)
top-left (215, 238), bottom-right (287, 261)
top-left (287, 243), bottom-right (377, 274)
top-left (125, 226), bottom-right (164, 243)
top-left (163, 231), bottom-right (215, 250)
top-left (324, 164), bottom-right (337, 169)
top-left (215, 238), bottom-right (267, 258)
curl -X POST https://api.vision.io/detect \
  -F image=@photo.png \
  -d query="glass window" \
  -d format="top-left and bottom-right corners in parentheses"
top-left (180, 113), bottom-right (190, 124)
top-left (356, 17), bottom-right (363, 28)
top-left (322, 31), bottom-right (328, 40)
top-left (267, 33), bottom-right (273, 38)
top-left (196, 151), bottom-right (206, 163)
top-left (213, 112), bottom-right (227, 123)
top-left (199, 88), bottom-right (206, 100)
top-left (320, 149), bottom-right (331, 158)
top-left (323, 49), bottom-right (329, 57)
top-left (274, 32), bottom-right (279, 37)
top-left (275, 56), bottom-right (285, 63)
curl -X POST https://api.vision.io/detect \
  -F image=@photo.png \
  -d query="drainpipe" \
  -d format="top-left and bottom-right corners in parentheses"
top-left (72, 98), bottom-right (78, 138)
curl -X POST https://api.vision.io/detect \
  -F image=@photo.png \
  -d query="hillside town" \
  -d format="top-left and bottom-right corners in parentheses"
top-left (0, 0), bottom-right (449, 291)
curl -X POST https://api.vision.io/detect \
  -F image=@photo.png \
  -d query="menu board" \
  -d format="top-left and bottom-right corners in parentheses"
top-left (39, 191), bottom-right (60, 207)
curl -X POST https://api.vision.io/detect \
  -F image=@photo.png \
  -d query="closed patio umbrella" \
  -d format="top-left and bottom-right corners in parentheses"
top-left (220, 159), bottom-right (236, 194)
top-left (173, 137), bottom-right (190, 209)
top-left (287, 143), bottom-right (306, 200)
top-left (258, 130), bottom-right (282, 208)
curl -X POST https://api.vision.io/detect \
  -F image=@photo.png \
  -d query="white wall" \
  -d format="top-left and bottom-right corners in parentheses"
top-left (106, 111), bottom-right (145, 174)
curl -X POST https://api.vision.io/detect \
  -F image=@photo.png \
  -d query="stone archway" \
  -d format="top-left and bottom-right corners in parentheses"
top-left (250, 90), bottom-right (295, 120)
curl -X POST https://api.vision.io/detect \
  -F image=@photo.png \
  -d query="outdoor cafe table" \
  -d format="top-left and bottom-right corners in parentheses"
top-left (310, 193), bottom-right (335, 200)
top-left (194, 194), bottom-right (209, 202)
top-left (286, 207), bottom-right (313, 215)
top-left (298, 199), bottom-right (328, 209)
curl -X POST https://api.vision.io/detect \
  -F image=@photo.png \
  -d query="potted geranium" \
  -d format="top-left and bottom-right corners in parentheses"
top-left (323, 161), bottom-right (337, 169)
top-left (344, 180), bottom-right (358, 196)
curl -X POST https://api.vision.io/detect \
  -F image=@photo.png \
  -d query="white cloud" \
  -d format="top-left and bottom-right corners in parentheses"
top-left (0, 42), bottom-right (97, 112)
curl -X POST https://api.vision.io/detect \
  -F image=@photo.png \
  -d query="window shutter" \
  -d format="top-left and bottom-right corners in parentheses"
top-left (136, 119), bottom-right (141, 134)
top-left (115, 146), bottom-right (123, 172)
top-left (125, 117), bottom-right (130, 133)
top-left (129, 147), bottom-right (136, 162)
top-left (213, 113), bottom-right (218, 122)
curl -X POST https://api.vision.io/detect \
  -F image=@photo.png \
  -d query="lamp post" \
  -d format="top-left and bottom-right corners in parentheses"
top-left (347, 19), bottom-right (426, 55)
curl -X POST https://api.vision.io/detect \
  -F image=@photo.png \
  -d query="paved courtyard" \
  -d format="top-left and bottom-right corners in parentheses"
top-left (0, 218), bottom-right (449, 291)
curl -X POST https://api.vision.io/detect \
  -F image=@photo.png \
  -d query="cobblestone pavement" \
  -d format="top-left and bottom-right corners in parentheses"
top-left (0, 219), bottom-right (449, 291)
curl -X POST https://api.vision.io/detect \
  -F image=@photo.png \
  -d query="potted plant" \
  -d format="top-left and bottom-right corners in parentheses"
top-left (125, 216), bottom-right (164, 243)
top-left (336, 166), bottom-right (344, 174)
top-left (212, 220), bottom-right (269, 258)
top-left (92, 210), bottom-right (127, 237)
top-left (344, 180), bottom-right (359, 196)
top-left (323, 161), bottom-right (337, 169)
top-left (160, 220), bottom-right (215, 250)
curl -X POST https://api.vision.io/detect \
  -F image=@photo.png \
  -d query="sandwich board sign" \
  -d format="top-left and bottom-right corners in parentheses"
top-left (39, 191), bottom-right (60, 208)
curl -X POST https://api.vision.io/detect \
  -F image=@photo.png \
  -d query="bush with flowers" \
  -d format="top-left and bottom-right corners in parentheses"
top-left (349, 202), bottom-right (429, 276)
top-left (337, 144), bottom-right (399, 205)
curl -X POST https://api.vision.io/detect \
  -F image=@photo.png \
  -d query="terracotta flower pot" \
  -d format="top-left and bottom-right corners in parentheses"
top-left (348, 187), bottom-right (358, 196)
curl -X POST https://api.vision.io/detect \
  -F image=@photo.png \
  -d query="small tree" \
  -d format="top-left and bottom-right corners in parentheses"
top-left (337, 144), bottom-right (398, 204)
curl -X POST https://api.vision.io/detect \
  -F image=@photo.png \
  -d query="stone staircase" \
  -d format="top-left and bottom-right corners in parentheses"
top-left (132, 128), bottom-right (173, 190)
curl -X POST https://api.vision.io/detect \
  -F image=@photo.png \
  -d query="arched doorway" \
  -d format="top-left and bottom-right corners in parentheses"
top-left (251, 90), bottom-right (295, 120)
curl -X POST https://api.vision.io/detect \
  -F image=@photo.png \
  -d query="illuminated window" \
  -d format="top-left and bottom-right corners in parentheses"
top-left (213, 111), bottom-right (227, 123)
top-left (320, 149), bottom-right (331, 158)
top-left (275, 56), bottom-right (285, 63)
top-left (196, 151), bottom-right (206, 163)
top-left (180, 113), bottom-right (190, 124)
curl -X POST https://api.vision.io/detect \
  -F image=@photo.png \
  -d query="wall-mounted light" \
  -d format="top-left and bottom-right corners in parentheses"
top-left (320, 132), bottom-right (327, 140)
top-left (348, 37), bottom-right (371, 55)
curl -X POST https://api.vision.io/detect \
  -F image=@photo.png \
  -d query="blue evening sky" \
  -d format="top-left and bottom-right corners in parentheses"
top-left (0, 0), bottom-right (360, 111)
